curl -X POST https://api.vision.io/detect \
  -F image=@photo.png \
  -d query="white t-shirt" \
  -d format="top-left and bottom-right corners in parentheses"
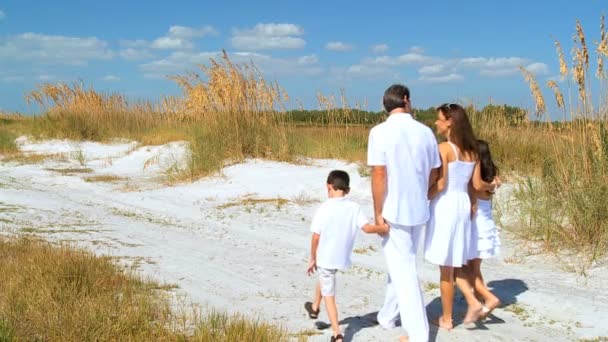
top-left (310, 197), bottom-right (369, 270)
top-left (367, 113), bottom-right (441, 226)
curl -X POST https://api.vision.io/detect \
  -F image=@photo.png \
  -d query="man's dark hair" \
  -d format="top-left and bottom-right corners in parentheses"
top-left (383, 84), bottom-right (410, 113)
top-left (327, 170), bottom-right (350, 191)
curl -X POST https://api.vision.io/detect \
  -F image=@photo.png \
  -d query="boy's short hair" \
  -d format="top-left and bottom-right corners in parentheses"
top-left (327, 170), bottom-right (350, 191)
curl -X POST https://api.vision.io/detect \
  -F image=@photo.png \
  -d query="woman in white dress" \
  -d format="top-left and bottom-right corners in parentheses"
top-left (467, 139), bottom-right (501, 317)
top-left (425, 103), bottom-right (498, 330)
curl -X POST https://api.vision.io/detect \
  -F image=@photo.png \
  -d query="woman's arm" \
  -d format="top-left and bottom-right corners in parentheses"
top-left (428, 143), bottom-right (450, 200)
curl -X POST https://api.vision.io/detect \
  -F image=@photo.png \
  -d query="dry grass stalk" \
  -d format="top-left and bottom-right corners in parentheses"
top-left (576, 20), bottom-right (590, 69)
top-left (555, 40), bottom-right (569, 78)
top-left (597, 15), bottom-right (607, 78)
top-left (547, 80), bottom-right (565, 108)
top-left (519, 66), bottom-right (546, 115)
top-left (572, 47), bottom-right (587, 101)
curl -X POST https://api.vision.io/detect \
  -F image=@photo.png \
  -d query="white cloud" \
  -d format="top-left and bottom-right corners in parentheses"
top-left (231, 23), bottom-right (306, 50)
top-left (139, 51), bottom-right (323, 79)
top-left (419, 73), bottom-right (464, 83)
top-left (371, 44), bottom-right (389, 54)
top-left (409, 46), bottom-right (425, 53)
top-left (168, 25), bottom-right (217, 39)
top-left (151, 36), bottom-right (194, 50)
top-left (418, 64), bottom-right (446, 75)
top-left (525, 62), bottom-right (550, 75)
top-left (121, 25), bottom-right (217, 52)
top-left (325, 41), bottom-right (354, 52)
top-left (0, 10), bottom-right (5, 20)
top-left (346, 64), bottom-right (393, 77)
top-left (459, 57), bottom-right (527, 68)
top-left (151, 25), bottom-right (217, 50)
top-left (366, 53), bottom-right (436, 66)
top-left (119, 39), bottom-right (149, 48)
top-left (119, 48), bottom-right (155, 60)
top-left (0, 33), bottom-right (114, 65)
top-left (101, 75), bottom-right (120, 82)
top-left (298, 54), bottom-right (318, 65)
top-left (460, 57), bottom-right (531, 77)
top-left (342, 52), bottom-right (547, 81)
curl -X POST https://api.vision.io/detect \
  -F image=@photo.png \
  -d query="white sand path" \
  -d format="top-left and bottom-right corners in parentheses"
top-left (1, 138), bottom-right (607, 341)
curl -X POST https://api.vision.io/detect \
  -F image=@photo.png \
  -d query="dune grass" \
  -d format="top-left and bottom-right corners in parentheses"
top-left (0, 237), bottom-right (288, 341)
top-left (509, 17), bottom-right (608, 271)
top-left (0, 126), bottom-right (18, 154)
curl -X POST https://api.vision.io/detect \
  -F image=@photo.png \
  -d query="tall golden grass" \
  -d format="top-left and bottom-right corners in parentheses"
top-left (0, 238), bottom-right (288, 341)
top-left (513, 16), bottom-right (608, 271)
top-left (9, 51), bottom-right (376, 178)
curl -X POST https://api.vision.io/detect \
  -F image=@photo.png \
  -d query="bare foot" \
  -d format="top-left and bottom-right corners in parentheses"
top-left (431, 316), bottom-right (453, 330)
top-left (481, 298), bottom-right (501, 319)
top-left (463, 305), bottom-right (483, 324)
top-left (399, 336), bottom-right (409, 342)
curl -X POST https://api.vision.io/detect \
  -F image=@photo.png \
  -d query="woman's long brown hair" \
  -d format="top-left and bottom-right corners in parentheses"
top-left (437, 103), bottom-right (478, 157)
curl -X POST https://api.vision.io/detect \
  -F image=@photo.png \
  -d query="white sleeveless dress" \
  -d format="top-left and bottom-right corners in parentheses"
top-left (468, 199), bottom-right (501, 259)
top-left (424, 142), bottom-right (476, 267)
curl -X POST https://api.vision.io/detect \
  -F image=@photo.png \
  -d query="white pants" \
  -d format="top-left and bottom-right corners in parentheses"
top-left (377, 224), bottom-right (429, 342)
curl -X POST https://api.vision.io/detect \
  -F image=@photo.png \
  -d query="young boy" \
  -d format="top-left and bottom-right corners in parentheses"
top-left (304, 170), bottom-right (389, 342)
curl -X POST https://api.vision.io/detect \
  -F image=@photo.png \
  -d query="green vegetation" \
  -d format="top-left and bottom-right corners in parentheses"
top-left (0, 238), bottom-right (287, 341)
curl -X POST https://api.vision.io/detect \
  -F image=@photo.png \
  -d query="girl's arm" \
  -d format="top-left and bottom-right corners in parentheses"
top-left (471, 161), bottom-right (497, 193)
top-left (468, 181), bottom-right (478, 218)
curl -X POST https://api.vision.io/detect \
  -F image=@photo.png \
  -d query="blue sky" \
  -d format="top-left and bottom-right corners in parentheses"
top-left (0, 0), bottom-right (606, 113)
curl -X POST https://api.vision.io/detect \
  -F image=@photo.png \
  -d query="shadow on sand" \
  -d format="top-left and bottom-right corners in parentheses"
top-left (426, 278), bottom-right (529, 341)
top-left (315, 311), bottom-right (380, 342)
top-left (312, 279), bottom-right (528, 341)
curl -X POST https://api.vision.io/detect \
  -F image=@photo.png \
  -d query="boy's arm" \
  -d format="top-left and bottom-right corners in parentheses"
top-left (362, 223), bottom-right (389, 235)
top-left (307, 233), bottom-right (320, 275)
top-left (358, 207), bottom-right (389, 236)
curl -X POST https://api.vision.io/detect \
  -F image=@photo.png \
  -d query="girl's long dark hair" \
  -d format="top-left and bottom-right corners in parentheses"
top-left (477, 139), bottom-right (498, 182)
top-left (437, 103), bottom-right (478, 157)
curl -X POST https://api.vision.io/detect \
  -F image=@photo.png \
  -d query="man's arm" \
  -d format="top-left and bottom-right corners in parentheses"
top-left (307, 233), bottom-right (320, 275)
top-left (371, 165), bottom-right (387, 225)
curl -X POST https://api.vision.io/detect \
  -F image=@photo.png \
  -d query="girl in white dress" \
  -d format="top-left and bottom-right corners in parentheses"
top-left (425, 104), bottom-right (498, 330)
top-left (467, 139), bottom-right (501, 317)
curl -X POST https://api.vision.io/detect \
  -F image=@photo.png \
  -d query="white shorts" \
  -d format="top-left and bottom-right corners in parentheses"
top-left (318, 267), bottom-right (338, 296)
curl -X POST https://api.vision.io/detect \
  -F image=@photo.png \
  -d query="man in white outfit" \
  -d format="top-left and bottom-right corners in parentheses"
top-left (367, 84), bottom-right (441, 342)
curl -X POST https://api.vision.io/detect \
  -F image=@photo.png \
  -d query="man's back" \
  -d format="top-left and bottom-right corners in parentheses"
top-left (368, 113), bottom-right (441, 226)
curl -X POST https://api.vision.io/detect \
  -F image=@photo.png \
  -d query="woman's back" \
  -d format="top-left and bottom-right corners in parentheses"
top-left (443, 142), bottom-right (475, 194)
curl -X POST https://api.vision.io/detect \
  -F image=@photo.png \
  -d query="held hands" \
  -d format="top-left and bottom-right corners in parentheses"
top-left (489, 176), bottom-right (502, 193)
top-left (375, 215), bottom-right (390, 237)
top-left (307, 259), bottom-right (317, 276)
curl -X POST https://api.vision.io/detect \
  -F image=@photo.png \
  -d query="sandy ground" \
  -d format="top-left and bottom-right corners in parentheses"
top-left (1, 138), bottom-right (607, 341)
